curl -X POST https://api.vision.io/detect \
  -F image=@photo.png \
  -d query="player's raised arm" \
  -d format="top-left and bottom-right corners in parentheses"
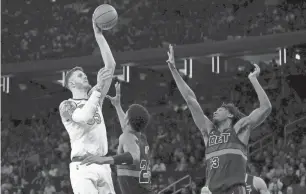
top-left (106, 82), bottom-right (127, 131)
top-left (235, 64), bottom-right (272, 135)
top-left (254, 176), bottom-right (270, 194)
top-left (92, 18), bottom-right (116, 104)
top-left (166, 44), bottom-right (213, 145)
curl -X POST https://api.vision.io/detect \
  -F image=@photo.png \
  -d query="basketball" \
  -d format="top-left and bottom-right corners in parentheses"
top-left (93, 4), bottom-right (118, 30)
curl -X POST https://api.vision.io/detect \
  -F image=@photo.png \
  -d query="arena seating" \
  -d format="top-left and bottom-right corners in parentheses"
top-left (2, 0), bottom-right (306, 63)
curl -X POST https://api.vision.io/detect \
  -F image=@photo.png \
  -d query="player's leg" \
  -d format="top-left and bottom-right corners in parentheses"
top-left (117, 176), bottom-right (133, 194)
top-left (97, 164), bottom-right (116, 194)
top-left (70, 162), bottom-right (99, 194)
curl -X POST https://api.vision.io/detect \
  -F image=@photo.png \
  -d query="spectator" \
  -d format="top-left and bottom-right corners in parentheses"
top-left (282, 167), bottom-right (300, 189)
top-left (44, 181), bottom-right (56, 194)
top-left (29, 189), bottom-right (36, 194)
top-left (292, 175), bottom-right (306, 194)
top-left (1, 162), bottom-right (13, 175)
top-left (152, 158), bottom-right (167, 172)
top-left (286, 186), bottom-right (293, 194)
top-left (1, 177), bottom-right (13, 191)
top-left (268, 176), bottom-right (283, 194)
top-left (175, 156), bottom-right (188, 172)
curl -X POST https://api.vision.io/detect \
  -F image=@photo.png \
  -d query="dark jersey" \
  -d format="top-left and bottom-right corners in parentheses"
top-left (117, 132), bottom-right (153, 194)
top-left (246, 174), bottom-right (260, 194)
top-left (205, 128), bottom-right (247, 193)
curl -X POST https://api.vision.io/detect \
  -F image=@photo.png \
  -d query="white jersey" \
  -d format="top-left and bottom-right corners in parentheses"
top-left (60, 99), bottom-right (108, 159)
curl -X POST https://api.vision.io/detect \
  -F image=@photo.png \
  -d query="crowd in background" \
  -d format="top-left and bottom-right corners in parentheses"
top-left (2, 0), bottom-right (306, 63)
top-left (2, 0), bottom-right (306, 193)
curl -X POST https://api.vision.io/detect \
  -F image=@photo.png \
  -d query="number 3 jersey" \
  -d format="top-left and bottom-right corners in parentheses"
top-left (205, 128), bottom-right (247, 192)
top-left (117, 132), bottom-right (153, 194)
top-left (60, 99), bottom-right (108, 160)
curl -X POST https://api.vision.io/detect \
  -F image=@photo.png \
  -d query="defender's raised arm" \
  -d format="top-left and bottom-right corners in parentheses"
top-left (166, 44), bottom-right (213, 145)
top-left (106, 82), bottom-right (127, 131)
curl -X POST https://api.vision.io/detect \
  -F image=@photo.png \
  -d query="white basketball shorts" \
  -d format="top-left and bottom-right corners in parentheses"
top-left (70, 162), bottom-right (116, 194)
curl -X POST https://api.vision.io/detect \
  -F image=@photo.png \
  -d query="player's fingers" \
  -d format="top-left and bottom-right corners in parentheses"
top-left (253, 63), bottom-right (259, 68)
top-left (86, 162), bottom-right (93, 166)
top-left (105, 95), bottom-right (112, 100)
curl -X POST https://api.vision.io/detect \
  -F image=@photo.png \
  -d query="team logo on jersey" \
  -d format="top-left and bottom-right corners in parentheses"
top-left (208, 133), bottom-right (230, 146)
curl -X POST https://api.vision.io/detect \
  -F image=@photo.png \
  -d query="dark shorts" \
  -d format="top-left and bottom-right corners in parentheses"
top-left (212, 184), bottom-right (246, 194)
top-left (117, 176), bottom-right (154, 194)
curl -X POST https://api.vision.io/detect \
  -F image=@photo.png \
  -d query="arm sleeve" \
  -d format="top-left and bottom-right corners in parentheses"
top-left (59, 91), bottom-right (101, 123)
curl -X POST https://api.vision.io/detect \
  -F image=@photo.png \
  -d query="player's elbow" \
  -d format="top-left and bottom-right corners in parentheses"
top-left (262, 104), bottom-right (272, 116)
top-left (72, 109), bottom-right (92, 123)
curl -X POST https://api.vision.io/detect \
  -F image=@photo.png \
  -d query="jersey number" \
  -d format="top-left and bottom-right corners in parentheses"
top-left (139, 159), bottom-right (151, 184)
top-left (210, 157), bottom-right (219, 169)
top-left (87, 112), bottom-right (101, 125)
top-left (77, 104), bottom-right (101, 125)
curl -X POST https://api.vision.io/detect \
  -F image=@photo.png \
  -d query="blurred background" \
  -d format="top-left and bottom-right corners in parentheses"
top-left (1, 0), bottom-right (306, 194)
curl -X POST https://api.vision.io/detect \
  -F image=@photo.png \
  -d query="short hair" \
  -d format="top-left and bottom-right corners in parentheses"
top-left (64, 66), bottom-right (84, 89)
top-left (127, 104), bottom-right (150, 132)
top-left (221, 103), bottom-right (246, 124)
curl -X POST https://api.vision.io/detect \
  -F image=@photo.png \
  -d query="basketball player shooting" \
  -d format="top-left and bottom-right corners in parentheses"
top-left (245, 174), bottom-right (270, 194)
top-left (80, 82), bottom-right (154, 194)
top-left (166, 44), bottom-right (272, 194)
top-left (58, 18), bottom-right (116, 194)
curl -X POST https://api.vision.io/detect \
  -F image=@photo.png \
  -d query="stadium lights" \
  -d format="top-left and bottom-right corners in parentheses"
top-left (1, 75), bottom-right (11, 93)
top-left (179, 58), bottom-right (193, 78)
top-left (212, 55), bottom-right (220, 74)
top-left (278, 47), bottom-right (287, 65)
top-left (116, 65), bottom-right (130, 83)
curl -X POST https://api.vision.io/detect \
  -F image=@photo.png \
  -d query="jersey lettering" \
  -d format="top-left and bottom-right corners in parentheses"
top-left (208, 133), bottom-right (230, 146)
top-left (77, 104), bottom-right (101, 125)
top-left (139, 159), bottom-right (151, 184)
top-left (210, 157), bottom-right (220, 169)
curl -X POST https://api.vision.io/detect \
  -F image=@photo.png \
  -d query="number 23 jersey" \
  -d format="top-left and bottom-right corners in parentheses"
top-left (117, 132), bottom-right (153, 194)
top-left (205, 128), bottom-right (247, 192)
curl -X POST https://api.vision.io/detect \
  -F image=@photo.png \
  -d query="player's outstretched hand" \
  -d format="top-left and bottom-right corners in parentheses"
top-left (106, 82), bottom-right (121, 106)
top-left (166, 44), bottom-right (176, 70)
top-left (92, 15), bottom-right (103, 37)
top-left (80, 155), bottom-right (109, 166)
top-left (200, 187), bottom-right (212, 194)
top-left (248, 63), bottom-right (260, 80)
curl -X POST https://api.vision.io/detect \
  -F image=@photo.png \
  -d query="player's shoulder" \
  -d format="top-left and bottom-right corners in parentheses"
top-left (59, 100), bottom-right (77, 120)
top-left (59, 100), bottom-right (77, 110)
top-left (119, 132), bottom-right (138, 142)
top-left (233, 116), bottom-right (251, 131)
